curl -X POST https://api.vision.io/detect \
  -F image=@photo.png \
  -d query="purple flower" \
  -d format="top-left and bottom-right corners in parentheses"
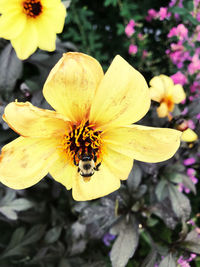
top-left (103, 233), bottom-right (116, 246)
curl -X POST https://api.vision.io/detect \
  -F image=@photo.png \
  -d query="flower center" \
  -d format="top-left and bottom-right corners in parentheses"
top-left (63, 121), bottom-right (103, 179)
top-left (163, 96), bottom-right (174, 111)
top-left (23, 0), bottom-right (42, 18)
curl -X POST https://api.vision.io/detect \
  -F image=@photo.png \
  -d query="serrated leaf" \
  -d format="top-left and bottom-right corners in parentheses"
top-left (127, 163), bottom-right (142, 192)
top-left (181, 230), bottom-right (200, 254)
top-left (110, 215), bottom-right (139, 267)
top-left (44, 226), bottom-right (62, 244)
top-left (168, 184), bottom-right (191, 221)
top-left (8, 198), bottom-right (34, 211)
top-left (0, 44), bottom-right (22, 92)
top-left (1, 225), bottom-right (45, 258)
top-left (0, 207), bottom-right (17, 220)
top-left (159, 253), bottom-right (176, 267)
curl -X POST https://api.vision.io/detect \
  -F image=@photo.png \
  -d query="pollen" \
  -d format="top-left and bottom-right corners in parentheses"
top-left (62, 121), bottom-right (103, 165)
top-left (23, 0), bottom-right (43, 18)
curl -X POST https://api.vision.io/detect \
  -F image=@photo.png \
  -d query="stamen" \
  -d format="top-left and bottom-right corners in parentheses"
top-left (23, 0), bottom-right (42, 18)
top-left (62, 121), bottom-right (102, 166)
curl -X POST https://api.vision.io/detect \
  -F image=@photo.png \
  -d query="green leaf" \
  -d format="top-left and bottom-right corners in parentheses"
top-left (159, 253), bottom-right (176, 267)
top-left (171, 6), bottom-right (187, 15)
top-left (110, 215), bottom-right (139, 267)
top-left (186, 13), bottom-right (199, 25)
top-left (0, 190), bottom-right (34, 220)
top-left (1, 225), bottom-right (46, 258)
top-left (141, 249), bottom-right (157, 267)
top-left (181, 230), bottom-right (200, 254)
top-left (168, 184), bottom-right (191, 221)
top-left (127, 163), bottom-right (142, 192)
top-left (44, 226), bottom-right (62, 244)
top-left (155, 180), bottom-right (168, 201)
top-left (182, 175), bottom-right (196, 195)
top-left (0, 44), bottom-right (22, 92)
top-left (104, 0), bottom-right (118, 7)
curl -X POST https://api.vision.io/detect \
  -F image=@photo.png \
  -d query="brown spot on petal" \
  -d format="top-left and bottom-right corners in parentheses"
top-left (21, 162), bottom-right (28, 168)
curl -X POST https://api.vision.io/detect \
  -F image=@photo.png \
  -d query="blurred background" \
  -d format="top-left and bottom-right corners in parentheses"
top-left (0, 0), bottom-right (200, 266)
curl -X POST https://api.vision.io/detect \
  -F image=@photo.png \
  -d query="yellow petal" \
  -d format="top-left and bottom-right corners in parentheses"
top-left (103, 146), bottom-right (134, 180)
top-left (3, 101), bottom-right (69, 138)
top-left (181, 128), bottom-right (198, 142)
top-left (0, 137), bottom-right (59, 189)
top-left (11, 20), bottom-right (38, 60)
top-left (89, 55), bottom-right (150, 128)
top-left (35, 16), bottom-right (56, 51)
top-left (159, 75), bottom-right (174, 92)
top-left (157, 102), bottom-right (169, 118)
top-left (172, 84), bottom-right (186, 104)
top-left (72, 162), bottom-right (121, 201)
top-left (41, 1), bottom-right (66, 33)
top-left (149, 76), bottom-right (165, 102)
top-left (49, 153), bottom-right (76, 190)
top-left (43, 52), bottom-right (104, 123)
top-left (103, 125), bottom-right (181, 163)
top-left (0, 11), bottom-right (26, 39)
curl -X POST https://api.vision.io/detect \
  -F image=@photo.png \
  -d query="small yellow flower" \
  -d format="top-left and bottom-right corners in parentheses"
top-left (0, 53), bottom-right (182, 201)
top-left (149, 74), bottom-right (186, 118)
top-left (0, 0), bottom-right (66, 60)
top-left (181, 128), bottom-right (198, 142)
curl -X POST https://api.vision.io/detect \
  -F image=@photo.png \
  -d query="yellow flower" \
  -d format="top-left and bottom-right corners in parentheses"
top-left (149, 74), bottom-right (186, 118)
top-left (181, 128), bottom-right (198, 142)
top-left (0, 53), bottom-right (182, 201)
top-left (0, 0), bottom-right (66, 60)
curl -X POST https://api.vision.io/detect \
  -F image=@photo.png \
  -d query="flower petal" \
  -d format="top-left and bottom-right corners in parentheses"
top-left (0, 11), bottom-right (26, 39)
top-left (103, 146), bottom-right (134, 180)
top-left (11, 20), bottom-right (38, 60)
top-left (149, 76), bottom-right (165, 102)
top-left (0, 137), bottom-right (59, 189)
top-left (172, 84), bottom-right (186, 103)
top-left (72, 162), bottom-right (121, 201)
top-left (103, 125), bottom-right (181, 163)
top-left (43, 52), bottom-right (104, 122)
top-left (35, 16), bottom-right (56, 51)
top-left (3, 101), bottom-right (69, 138)
top-left (89, 55), bottom-right (150, 128)
top-left (49, 153), bottom-right (76, 190)
top-left (157, 102), bottom-right (169, 117)
top-left (181, 128), bottom-right (198, 142)
top-left (42, 1), bottom-right (66, 33)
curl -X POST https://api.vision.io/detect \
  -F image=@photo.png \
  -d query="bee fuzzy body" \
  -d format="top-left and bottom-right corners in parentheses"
top-left (76, 153), bottom-right (101, 178)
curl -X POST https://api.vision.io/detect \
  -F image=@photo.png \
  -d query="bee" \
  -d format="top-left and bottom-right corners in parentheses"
top-left (74, 152), bottom-right (101, 177)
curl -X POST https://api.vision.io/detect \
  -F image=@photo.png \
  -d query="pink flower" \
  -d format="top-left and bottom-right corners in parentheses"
top-left (188, 54), bottom-right (200, 74)
top-left (146, 9), bottom-right (157, 21)
top-left (168, 24), bottom-right (188, 40)
top-left (125, 19), bottom-right (136, 37)
top-left (142, 50), bottom-right (148, 59)
top-left (129, 44), bottom-right (138, 55)
top-left (197, 12), bottom-right (200, 22)
top-left (158, 7), bottom-right (171, 20)
top-left (187, 120), bottom-right (195, 130)
top-left (183, 157), bottom-right (196, 166)
top-left (170, 71), bottom-right (188, 85)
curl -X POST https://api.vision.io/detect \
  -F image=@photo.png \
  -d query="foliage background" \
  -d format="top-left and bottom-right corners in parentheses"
top-left (0, 0), bottom-right (200, 266)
